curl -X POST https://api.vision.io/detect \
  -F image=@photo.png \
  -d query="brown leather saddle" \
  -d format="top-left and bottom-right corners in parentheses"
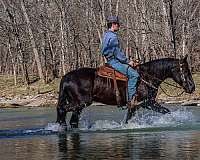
top-left (96, 64), bottom-right (128, 106)
top-left (96, 64), bottom-right (128, 82)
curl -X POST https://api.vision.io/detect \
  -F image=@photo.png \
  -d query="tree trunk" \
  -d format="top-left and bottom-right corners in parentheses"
top-left (161, 0), bottom-right (172, 53)
top-left (126, 0), bottom-right (130, 58)
top-left (47, 31), bottom-right (58, 79)
top-left (168, 0), bottom-right (177, 57)
top-left (140, 0), bottom-right (147, 58)
top-left (60, 11), bottom-right (66, 75)
top-left (1, 0), bottom-right (29, 85)
top-left (116, 0), bottom-right (120, 16)
top-left (7, 41), bottom-right (17, 85)
top-left (20, 0), bottom-right (44, 81)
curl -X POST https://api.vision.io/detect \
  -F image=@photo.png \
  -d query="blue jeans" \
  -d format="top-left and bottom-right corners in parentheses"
top-left (108, 60), bottom-right (139, 101)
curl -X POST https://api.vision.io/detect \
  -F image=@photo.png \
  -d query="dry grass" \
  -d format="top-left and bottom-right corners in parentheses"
top-left (0, 73), bottom-right (199, 101)
top-left (0, 75), bottom-right (60, 99)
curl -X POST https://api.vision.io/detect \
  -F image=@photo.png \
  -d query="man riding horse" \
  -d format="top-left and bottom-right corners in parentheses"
top-left (101, 16), bottom-right (139, 108)
top-left (56, 16), bottom-right (195, 128)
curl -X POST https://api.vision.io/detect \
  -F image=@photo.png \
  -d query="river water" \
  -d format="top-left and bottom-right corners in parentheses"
top-left (0, 104), bottom-right (200, 160)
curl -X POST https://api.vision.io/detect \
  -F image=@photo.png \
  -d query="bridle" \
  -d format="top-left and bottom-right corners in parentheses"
top-left (179, 60), bottom-right (187, 83)
top-left (140, 59), bottom-right (187, 97)
top-left (170, 59), bottom-right (188, 86)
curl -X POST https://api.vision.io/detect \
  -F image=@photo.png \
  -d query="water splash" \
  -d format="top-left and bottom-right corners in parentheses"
top-left (82, 120), bottom-right (122, 131)
top-left (78, 107), bottom-right (195, 131)
top-left (41, 107), bottom-right (195, 132)
top-left (0, 127), bottom-right (57, 138)
top-left (44, 123), bottom-right (65, 132)
top-left (0, 107), bottom-right (196, 138)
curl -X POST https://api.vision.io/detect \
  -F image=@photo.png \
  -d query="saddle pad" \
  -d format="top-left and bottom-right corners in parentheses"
top-left (97, 65), bottom-right (128, 81)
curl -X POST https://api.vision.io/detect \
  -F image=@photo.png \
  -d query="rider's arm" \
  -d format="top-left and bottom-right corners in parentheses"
top-left (101, 32), bottom-right (114, 57)
top-left (101, 35), bottom-right (110, 56)
top-left (109, 34), bottom-right (130, 64)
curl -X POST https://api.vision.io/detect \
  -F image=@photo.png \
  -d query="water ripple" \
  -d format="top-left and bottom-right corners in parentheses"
top-left (0, 107), bottom-right (199, 138)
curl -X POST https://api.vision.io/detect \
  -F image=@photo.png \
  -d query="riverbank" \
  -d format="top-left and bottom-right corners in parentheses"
top-left (0, 93), bottom-right (57, 108)
top-left (0, 75), bottom-right (59, 108)
top-left (0, 73), bottom-right (200, 108)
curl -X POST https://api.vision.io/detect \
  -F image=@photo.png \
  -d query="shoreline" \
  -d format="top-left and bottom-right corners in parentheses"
top-left (0, 74), bottom-right (199, 109)
top-left (0, 93), bottom-right (199, 109)
top-left (0, 93), bottom-right (57, 108)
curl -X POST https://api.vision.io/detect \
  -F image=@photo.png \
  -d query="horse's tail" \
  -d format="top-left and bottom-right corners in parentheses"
top-left (56, 76), bottom-right (69, 124)
top-left (57, 77), bottom-right (67, 107)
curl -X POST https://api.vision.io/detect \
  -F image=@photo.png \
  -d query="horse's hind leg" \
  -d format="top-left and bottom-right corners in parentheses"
top-left (57, 106), bottom-right (67, 125)
top-left (69, 101), bottom-right (93, 128)
top-left (70, 109), bottom-right (82, 128)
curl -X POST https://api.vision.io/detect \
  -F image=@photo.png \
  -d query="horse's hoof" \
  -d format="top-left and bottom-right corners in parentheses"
top-left (70, 122), bottom-right (78, 128)
top-left (163, 108), bottom-right (171, 114)
top-left (57, 122), bottom-right (67, 130)
top-left (56, 121), bottom-right (67, 130)
top-left (167, 110), bottom-right (171, 114)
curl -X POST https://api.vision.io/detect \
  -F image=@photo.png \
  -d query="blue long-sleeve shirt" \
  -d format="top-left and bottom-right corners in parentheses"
top-left (101, 30), bottom-right (129, 64)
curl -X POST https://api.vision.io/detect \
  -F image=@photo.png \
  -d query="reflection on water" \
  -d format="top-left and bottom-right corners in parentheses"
top-left (57, 132), bottom-right (200, 160)
top-left (1, 131), bottom-right (200, 160)
top-left (0, 106), bottom-right (200, 159)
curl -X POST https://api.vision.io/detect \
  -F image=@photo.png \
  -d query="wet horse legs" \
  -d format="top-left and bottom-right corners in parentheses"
top-left (125, 107), bottom-right (138, 123)
top-left (56, 89), bottom-right (68, 125)
top-left (148, 101), bottom-right (171, 114)
top-left (125, 99), bottom-right (171, 123)
top-left (70, 110), bottom-right (82, 128)
top-left (57, 107), bottom-right (67, 125)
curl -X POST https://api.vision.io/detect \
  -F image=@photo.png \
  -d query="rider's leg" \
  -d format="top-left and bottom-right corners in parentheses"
top-left (110, 62), bottom-right (139, 105)
top-left (127, 66), bottom-right (139, 101)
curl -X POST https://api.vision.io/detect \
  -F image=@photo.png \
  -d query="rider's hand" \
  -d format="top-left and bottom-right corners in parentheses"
top-left (128, 60), bottom-right (134, 67)
top-left (133, 59), bottom-right (140, 67)
top-left (129, 59), bottom-right (140, 67)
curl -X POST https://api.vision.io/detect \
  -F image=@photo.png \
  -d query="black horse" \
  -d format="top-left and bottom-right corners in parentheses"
top-left (56, 55), bottom-right (195, 128)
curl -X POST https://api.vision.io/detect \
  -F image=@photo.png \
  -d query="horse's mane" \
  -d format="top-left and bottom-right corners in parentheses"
top-left (137, 58), bottom-right (180, 81)
top-left (139, 58), bottom-right (177, 71)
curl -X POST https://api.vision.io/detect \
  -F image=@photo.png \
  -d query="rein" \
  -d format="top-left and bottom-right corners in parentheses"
top-left (139, 59), bottom-right (186, 97)
top-left (141, 73), bottom-right (185, 97)
top-left (140, 71), bottom-right (182, 89)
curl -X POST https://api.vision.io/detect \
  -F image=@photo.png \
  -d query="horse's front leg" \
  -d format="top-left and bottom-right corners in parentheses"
top-left (151, 101), bottom-right (171, 114)
top-left (125, 106), bottom-right (139, 123)
top-left (143, 99), bottom-right (171, 114)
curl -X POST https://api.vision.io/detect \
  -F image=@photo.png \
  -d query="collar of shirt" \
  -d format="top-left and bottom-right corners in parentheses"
top-left (107, 29), bottom-right (117, 35)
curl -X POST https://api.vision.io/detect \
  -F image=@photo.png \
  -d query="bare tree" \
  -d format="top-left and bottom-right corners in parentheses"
top-left (20, 0), bottom-right (44, 81)
top-left (0, 0), bottom-right (200, 80)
